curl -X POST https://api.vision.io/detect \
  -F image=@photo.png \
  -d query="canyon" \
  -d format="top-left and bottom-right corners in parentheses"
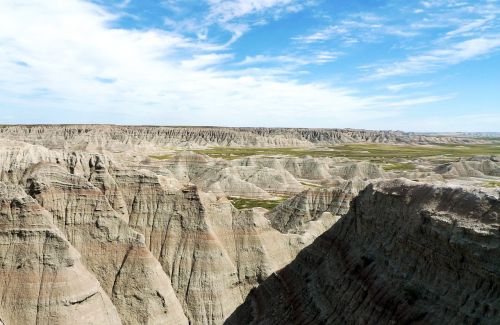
top-left (0, 125), bottom-right (498, 324)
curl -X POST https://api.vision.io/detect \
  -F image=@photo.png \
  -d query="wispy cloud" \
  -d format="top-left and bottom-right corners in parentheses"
top-left (0, 0), bottom-right (419, 127)
top-left (206, 0), bottom-right (314, 23)
top-left (366, 36), bottom-right (500, 79)
top-left (237, 51), bottom-right (340, 66)
top-left (293, 13), bottom-right (418, 45)
top-left (386, 81), bottom-right (432, 92)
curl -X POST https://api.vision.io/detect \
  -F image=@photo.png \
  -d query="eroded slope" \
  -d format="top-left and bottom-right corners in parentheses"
top-left (227, 179), bottom-right (500, 324)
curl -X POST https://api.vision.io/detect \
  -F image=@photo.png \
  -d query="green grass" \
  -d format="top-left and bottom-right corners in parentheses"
top-left (229, 197), bottom-right (288, 210)
top-left (483, 181), bottom-right (500, 188)
top-left (193, 143), bottom-right (500, 162)
top-left (383, 163), bottom-right (417, 171)
top-left (149, 154), bottom-right (172, 160)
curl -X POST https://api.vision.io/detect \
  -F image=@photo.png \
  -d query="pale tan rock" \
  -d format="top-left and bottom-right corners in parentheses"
top-left (267, 180), bottom-right (364, 233)
top-left (0, 182), bottom-right (121, 325)
top-left (435, 156), bottom-right (500, 178)
top-left (0, 125), bottom-right (480, 152)
top-left (25, 164), bottom-right (188, 325)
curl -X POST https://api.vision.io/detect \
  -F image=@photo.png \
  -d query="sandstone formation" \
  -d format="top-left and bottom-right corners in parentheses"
top-left (0, 126), bottom-right (497, 325)
top-left (162, 151), bottom-right (305, 198)
top-left (0, 125), bottom-right (481, 151)
top-left (25, 164), bottom-right (188, 325)
top-left (267, 180), bottom-right (364, 234)
top-left (0, 182), bottom-right (122, 325)
top-left (227, 179), bottom-right (500, 324)
top-left (108, 167), bottom-right (334, 323)
top-left (435, 156), bottom-right (500, 178)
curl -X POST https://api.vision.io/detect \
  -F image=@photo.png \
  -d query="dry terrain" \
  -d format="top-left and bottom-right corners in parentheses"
top-left (0, 125), bottom-right (498, 325)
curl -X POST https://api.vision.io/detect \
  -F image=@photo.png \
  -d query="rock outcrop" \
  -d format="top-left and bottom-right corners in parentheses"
top-left (267, 181), bottom-right (364, 234)
top-left (0, 182), bottom-right (122, 325)
top-left (163, 152), bottom-right (304, 198)
top-left (109, 167), bottom-right (329, 324)
top-left (227, 179), bottom-right (500, 324)
top-left (435, 156), bottom-right (500, 178)
top-left (0, 125), bottom-right (480, 151)
top-left (24, 164), bottom-right (189, 325)
top-left (0, 128), bottom-right (497, 325)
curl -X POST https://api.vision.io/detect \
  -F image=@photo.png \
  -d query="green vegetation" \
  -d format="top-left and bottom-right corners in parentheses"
top-left (329, 144), bottom-right (500, 161)
top-left (193, 143), bottom-right (500, 162)
top-left (483, 181), bottom-right (500, 188)
top-left (193, 147), bottom-right (324, 160)
top-left (383, 162), bottom-right (416, 171)
top-left (149, 154), bottom-right (172, 160)
top-left (229, 196), bottom-right (288, 210)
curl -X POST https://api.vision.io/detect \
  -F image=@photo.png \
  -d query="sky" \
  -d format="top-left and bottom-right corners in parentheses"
top-left (0, 0), bottom-right (499, 131)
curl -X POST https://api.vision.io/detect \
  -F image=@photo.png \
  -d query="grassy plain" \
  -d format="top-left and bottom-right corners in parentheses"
top-left (229, 196), bottom-right (288, 210)
top-left (192, 143), bottom-right (500, 162)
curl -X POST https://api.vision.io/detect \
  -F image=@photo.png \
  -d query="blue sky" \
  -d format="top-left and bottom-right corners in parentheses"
top-left (0, 0), bottom-right (499, 131)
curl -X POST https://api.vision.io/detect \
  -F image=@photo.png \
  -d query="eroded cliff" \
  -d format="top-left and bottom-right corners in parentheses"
top-left (227, 179), bottom-right (500, 324)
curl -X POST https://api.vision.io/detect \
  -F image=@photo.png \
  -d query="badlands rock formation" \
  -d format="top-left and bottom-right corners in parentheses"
top-left (163, 152), bottom-right (304, 198)
top-left (0, 126), bottom-right (498, 325)
top-left (267, 180), bottom-right (364, 234)
top-left (0, 137), bottom-right (354, 324)
top-left (0, 125), bottom-right (480, 151)
top-left (0, 182), bottom-right (122, 325)
top-left (435, 156), bottom-right (500, 178)
top-left (227, 179), bottom-right (500, 324)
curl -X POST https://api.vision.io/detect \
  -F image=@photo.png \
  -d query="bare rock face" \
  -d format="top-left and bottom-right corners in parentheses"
top-left (0, 182), bottom-right (121, 325)
top-left (0, 125), bottom-right (478, 151)
top-left (235, 156), bottom-right (386, 182)
top-left (236, 156), bottom-right (337, 180)
top-left (435, 156), bottom-right (500, 178)
top-left (109, 167), bottom-right (303, 324)
top-left (332, 161), bottom-right (386, 180)
top-left (24, 164), bottom-right (188, 325)
top-left (227, 179), bottom-right (500, 324)
top-left (267, 181), bottom-right (364, 234)
top-left (164, 152), bottom-right (304, 198)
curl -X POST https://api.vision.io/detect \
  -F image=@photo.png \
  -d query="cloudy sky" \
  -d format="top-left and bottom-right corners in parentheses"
top-left (1, 0), bottom-right (499, 131)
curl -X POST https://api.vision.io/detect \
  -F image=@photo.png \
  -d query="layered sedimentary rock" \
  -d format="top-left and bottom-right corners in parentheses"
top-left (0, 182), bottom-right (122, 325)
top-left (24, 164), bottom-right (188, 325)
top-left (435, 156), bottom-right (500, 177)
top-left (236, 156), bottom-right (339, 180)
top-left (1, 128), bottom-right (497, 325)
top-left (267, 181), bottom-right (364, 234)
top-left (236, 156), bottom-right (386, 182)
top-left (163, 152), bottom-right (304, 198)
top-left (109, 166), bottom-right (326, 324)
top-left (0, 125), bottom-right (478, 151)
top-left (227, 179), bottom-right (500, 324)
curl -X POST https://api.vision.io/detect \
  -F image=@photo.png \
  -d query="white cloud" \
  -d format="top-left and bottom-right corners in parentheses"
top-left (293, 25), bottom-right (347, 43)
top-left (0, 0), bottom-right (418, 127)
top-left (207, 0), bottom-right (296, 22)
top-left (366, 36), bottom-right (500, 79)
top-left (384, 94), bottom-right (454, 107)
top-left (386, 81), bottom-right (431, 92)
top-left (237, 51), bottom-right (339, 66)
top-left (181, 53), bottom-right (234, 69)
top-left (293, 13), bottom-right (417, 45)
top-left (1, 0), bottom-right (486, 129)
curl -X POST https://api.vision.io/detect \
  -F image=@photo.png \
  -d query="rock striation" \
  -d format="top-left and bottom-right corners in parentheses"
top-left (0, 125), bottom-right (480, 151)
top-left (0, 182), bottom-right (122, 325)
top-left (435, 156), bottom-right (500, 178)
top-left (267, 181), bottom-right (364, 234)
top-left (0, 128), bottom-right (497, 325)
top-left (24, 164), bottom-right (188, 325)
top-left (227, 179), bottom-right (500, 324)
